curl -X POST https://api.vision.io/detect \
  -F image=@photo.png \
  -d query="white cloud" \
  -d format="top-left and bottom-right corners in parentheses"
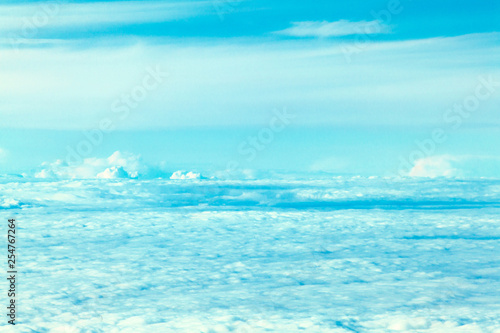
top-left (97, 166), bottom-right (134, 179)
top-left (170, 171), bottom-right (202, 180)
top-left (409, 155), bottom-right (500, 178)
top-left (1, 198), bottom-right (20, 209)
top-left (275, 20), bottom-right (391, 38)
top-left (0, 33), bottom-right (499, 129)
top-left (0, 1), bottom-right (225, 33)
top-left (409, 155), bottom-right (460, 178)
top-left (34, 153), bottom-right (212, 180)
top-left (35, 151), bottom-right (146, 179)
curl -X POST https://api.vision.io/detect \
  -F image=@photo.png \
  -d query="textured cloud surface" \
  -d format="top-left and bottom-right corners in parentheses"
top-left (1, 177), bottom-right (499, 332)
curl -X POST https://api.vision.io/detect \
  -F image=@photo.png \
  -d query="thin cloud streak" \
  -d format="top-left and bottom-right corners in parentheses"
top-left (0, 0), bottom-right (231, 32)
top-left (0, 32), bottom-right (498, 130)
top-left (274, 20), bottom-right (391, 38)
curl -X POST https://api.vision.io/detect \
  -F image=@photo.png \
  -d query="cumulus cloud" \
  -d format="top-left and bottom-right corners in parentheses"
top-left (170, 171), bottom-right (203, 180)
top-left (97, 166), bottom-right (132, 179)
top-left (32, 152), bottom-right (255, 181)
top-left (35, 151), bottom-right (146, 179)
top-left (275, 20), bottom-right (391, 38)
top-left (409, 155), bottom-right (460, 178)
top-left (409, 155), bottom-right (500, 178)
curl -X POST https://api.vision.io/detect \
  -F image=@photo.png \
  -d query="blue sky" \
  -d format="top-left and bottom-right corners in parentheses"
top-left (0, 0), bottom-right (499, 177)
top-left (1, 0), bottom-right (498, 40)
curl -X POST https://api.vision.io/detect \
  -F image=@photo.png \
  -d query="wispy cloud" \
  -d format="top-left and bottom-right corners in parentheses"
top-left (0, 32), bottom-right (498, 130)
top-left (274, 20), bottom-right (391, 38)
top-left (0, 0), bottom-right (230, 32)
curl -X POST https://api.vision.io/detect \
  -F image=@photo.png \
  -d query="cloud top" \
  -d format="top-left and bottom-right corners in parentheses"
top-left (170, 171), bottom-right (203, 180)
top-left (409, 155), bottom-right (460, 178)
top-left (33, 151), bottom-right (208, 180)
top-left (409, 155), bottom-right (500, 178)
top-left (35, 151), bottom-right (144, 179)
